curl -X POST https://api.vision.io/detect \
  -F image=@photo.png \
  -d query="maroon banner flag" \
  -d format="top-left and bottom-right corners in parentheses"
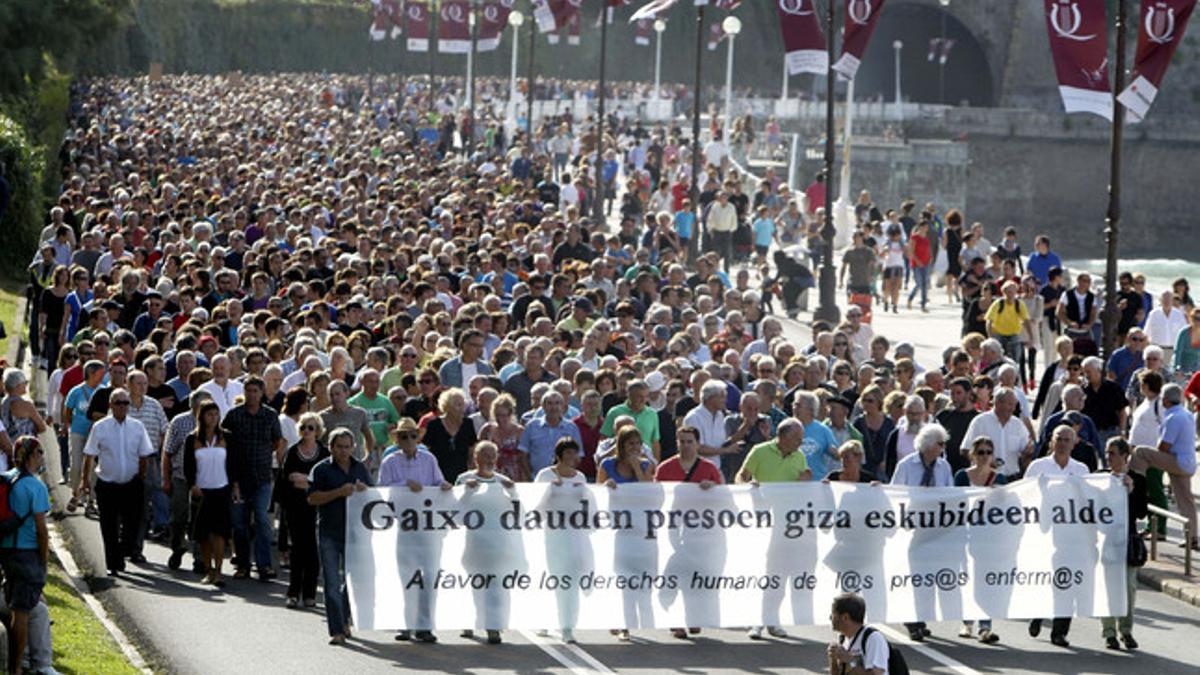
top-left (406, 0), bottom-right (430, 52)
top-left (438, 0), bottom-right (472, 53)
top-left (1043, 0), bottom-right (1111, 119)
top-left (477, 0), bottom-right (514, 52)
top-left (707, 21), bottom-right (726, 49)
top-left (777, 0), bottom-right (828, 75)
top-left (833, 0), bottom-right (886, 79)
top-left (566, 7), bottom-right (582, 45)
top-left (370, 0), bottom-right (403, 41)
top-left (1119, 0), bottom-right (1197, 122)
top-left (635, 19), bottom-right (653, 45)
top-left (534, 0), bottom-right (557, 32)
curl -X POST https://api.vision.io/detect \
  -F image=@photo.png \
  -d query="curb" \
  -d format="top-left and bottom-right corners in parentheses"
top-left (1137, 564), bottom-right (1200, 608)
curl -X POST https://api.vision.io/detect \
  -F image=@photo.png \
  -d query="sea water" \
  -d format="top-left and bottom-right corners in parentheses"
top-left (1063, 258), bottom-right (1200, 297)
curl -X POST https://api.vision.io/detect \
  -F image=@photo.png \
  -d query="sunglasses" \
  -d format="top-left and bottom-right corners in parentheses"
top-left (301, 425), bottom-right (317, 432)
top-left (975, 449), bottom-right (994, 455)
top-left (112, 401), bottom-right (130, 407)
top-left (401, 353), bottom-right (418, 359)
top-left (398, 432), bottom-right (418, 440)
top-left (419, 379), bottom-right (435, 384)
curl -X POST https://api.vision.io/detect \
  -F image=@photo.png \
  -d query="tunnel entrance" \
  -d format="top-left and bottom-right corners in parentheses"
top-left (852, 1), bottom-right (995, 107)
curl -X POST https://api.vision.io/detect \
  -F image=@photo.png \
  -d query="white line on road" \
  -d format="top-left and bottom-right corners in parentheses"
top-left (876, 625), bottom-right (983, 675)
top-left (519, 629), bottom-right (616, 674)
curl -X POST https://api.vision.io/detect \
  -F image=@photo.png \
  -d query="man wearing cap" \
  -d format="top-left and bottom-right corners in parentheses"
top-left (601, 381), bottom-right (662, 460)
top-left (556, 298), bottom-right (596, 333)
top-left (437, 330), bottom-right (494, 389)
top-left (643, 325), bottom-right (672, 361)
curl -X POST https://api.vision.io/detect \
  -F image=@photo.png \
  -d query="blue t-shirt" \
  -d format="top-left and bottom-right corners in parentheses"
top-left (599, 457), bottom-right (651, 484)
top-left (1106, 347), bottom-right (1144, 392)
top-left (1160, 405), bottom-right (1197, 474)
top-left (801, 420), bottom-right (839, 480)
top-left (753, 218), bottom-right (775, 248)
top-left (2, 470), bottom-right (49, 550)
top-left (674, 211), bottom-right (695, 239)
top-left (1027, 251), bottom-right (1062, 287)
top-left (64, 383), bottom-right (98, 436)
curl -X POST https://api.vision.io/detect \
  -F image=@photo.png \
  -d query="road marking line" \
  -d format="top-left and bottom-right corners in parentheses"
top-left (563, 640), bottom-right (617, 673)
top-left (49, 527), bottom-right (153, 673)
top-left (876, 625), bottom-right (983, 675)
top-left (520, 629), bottom-right (606, 674)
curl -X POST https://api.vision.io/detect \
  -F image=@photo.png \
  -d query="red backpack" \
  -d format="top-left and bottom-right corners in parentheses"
top-left (0, 472), bottom-right (32, 547)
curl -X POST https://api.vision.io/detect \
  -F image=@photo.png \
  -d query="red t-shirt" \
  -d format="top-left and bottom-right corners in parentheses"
top-left (654, 456), bottom-right (724, 484)
top-left (1185, 371), bottom-right (1200, 403)
top-left (573, 415), bottom-right (602, 480)
top-left (910, 233), bottom-right (932, 267)
top-left (804, 181), bottom-right (826, 215)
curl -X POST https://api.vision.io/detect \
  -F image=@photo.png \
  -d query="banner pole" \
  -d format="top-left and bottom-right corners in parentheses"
top-left (1102, 0), bottom-right (1127, 359)
top-left (813, 0), bottom-right (840, 325)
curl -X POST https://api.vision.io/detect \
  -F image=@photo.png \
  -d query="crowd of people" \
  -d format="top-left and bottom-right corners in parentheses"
top-left (0, 70), bottom-right (1194, 670)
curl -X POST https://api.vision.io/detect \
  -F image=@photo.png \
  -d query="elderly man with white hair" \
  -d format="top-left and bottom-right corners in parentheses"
top-left (1129, 383), bottom-right (1198, 551)
top-left (891, 423), bottom-right (952, 642)
top-left (792, 390), bottom-right (839, 480)
top-left (1144, 289), bottom-right (1187, 362)
top-left (1081, 354), bottom-right (1128, 451)
top-left (684, 380), bottom-right (743, 475)
top-left (196, 354), bottom-right (244, 420)
top-left (962, 386), bottom-right (1031, 481)
top-left (883, 395), bottom-right (927, 479)
top-left (741, 318), bottom-right (783, 371)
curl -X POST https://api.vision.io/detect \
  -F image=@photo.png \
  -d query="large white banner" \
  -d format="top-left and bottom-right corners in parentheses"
top-left (345, 476), bottom-right (1128, 631)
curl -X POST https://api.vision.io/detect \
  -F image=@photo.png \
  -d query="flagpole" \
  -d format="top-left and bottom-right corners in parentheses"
top-left (429, 1), bottom-right (438, 113)
top-left (813, 0), bottom-right (840, 324)
top-left (1101, 0), bottom-right (1127, 359)
top-left (467, 0), bottom-right (478, 153)
top-left (691, 4), bottom-right (706, 234)
top-left (593, 8), bottom-right (610, 224)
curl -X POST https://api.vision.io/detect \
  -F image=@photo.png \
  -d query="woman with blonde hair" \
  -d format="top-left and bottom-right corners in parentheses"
top-left (277, 411), bottom-right (328, 608)
top-left (478, 394), bottom-right (528, 482)
top-left (423, 388), bottom-right (477, 482)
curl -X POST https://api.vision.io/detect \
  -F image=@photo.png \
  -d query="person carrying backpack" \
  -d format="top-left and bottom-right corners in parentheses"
top-left (828, 592), bottom-right (909, 675)
top-left (0, 435), bottom-right (57, 675)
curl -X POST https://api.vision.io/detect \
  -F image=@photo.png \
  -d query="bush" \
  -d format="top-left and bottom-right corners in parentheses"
top-left (0, 114), bottom-right (45, 269)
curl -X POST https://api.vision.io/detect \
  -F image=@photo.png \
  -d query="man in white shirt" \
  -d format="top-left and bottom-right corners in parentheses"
top-left (197, 354), bottom-right (244, 419)
top-left (79, 388), bottom-right (156, 576)
top-left (706, 191), bottom-right (739, 273)
top-left (1022, 424), bottom-right (1088, 647)
top-left (961, 387), bottom-right (1031, 480)
top-left (1144, 290), bottom-right (1188, 362)
top-left (684, 380), bottom-right (739, 474)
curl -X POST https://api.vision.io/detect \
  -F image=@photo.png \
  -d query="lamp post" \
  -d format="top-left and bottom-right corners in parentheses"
top-left (721, 16), bottom-right (741, 143)
top-left (508, 10), bottom-right (523, 130)
top-left (690, 5), bottom-right (706, 219)
top-left (466, 0), bottom-right (477, 152)
top-left (892, 40), bottom-right (903, 120)
top-left (813, 0), bottom-right (840, 324)
top-left (526, 7), bottom-right (535, 137)
top-left (1101, 0), bottom-right (1128, 358)
top-left (653, 19), bottom-right (666, 101)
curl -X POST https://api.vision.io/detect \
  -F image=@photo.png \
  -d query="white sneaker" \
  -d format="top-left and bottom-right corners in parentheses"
top-left (959, 625), bottom-right (974, 638)
top-left (767, 626), bottom-right (788, 638)
top-left (747, 626), bottom-right (764, 640)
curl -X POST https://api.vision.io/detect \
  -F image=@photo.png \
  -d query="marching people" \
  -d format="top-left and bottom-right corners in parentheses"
top-left (25, 71), bottom-right (1193, 664)
top-left (1100, 438), bottom-right (1147, 651)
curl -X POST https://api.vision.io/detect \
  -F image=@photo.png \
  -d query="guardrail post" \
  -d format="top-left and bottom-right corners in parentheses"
top-left (1150, 514), bottom-right (1158, 560)
top-left (1187, 522), bottom-right (1193, 577)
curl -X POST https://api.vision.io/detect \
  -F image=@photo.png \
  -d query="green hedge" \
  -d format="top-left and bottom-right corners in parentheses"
top-left (0, 113), bottom-right (45, 270)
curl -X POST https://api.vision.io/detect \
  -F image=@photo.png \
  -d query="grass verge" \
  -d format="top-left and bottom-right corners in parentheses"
top-left (43, 558), bottom-right (141, 675)
top-left (0, 279), bottom-right (22, 361)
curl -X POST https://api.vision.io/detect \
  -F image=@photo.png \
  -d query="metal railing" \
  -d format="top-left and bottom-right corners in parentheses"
top-left (1148, 504), bottom-right (1193, 577)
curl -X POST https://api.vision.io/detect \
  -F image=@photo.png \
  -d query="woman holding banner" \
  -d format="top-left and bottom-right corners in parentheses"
top-left (954, 437), bottom-right (1005, 644)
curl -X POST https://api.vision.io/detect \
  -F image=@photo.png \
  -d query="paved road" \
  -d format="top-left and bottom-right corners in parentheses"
top-left (52, 495), bottom-right (1200, 675)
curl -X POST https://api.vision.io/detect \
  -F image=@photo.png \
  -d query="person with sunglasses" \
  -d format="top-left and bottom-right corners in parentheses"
top-left (953, 437), bottom-right (1005, 644)
top-left (276, 412), bottom-right (329, 608)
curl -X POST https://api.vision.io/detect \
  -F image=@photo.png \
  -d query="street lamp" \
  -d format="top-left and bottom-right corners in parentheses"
top-left (892, 40), bottom-right (903, 120)
top-left (653, 19), bottom-right (666, 101)
top-left (814, 0), bottom-right (840, 324)
top-left (938, 0), bottom-right (950, 105)
top-left (508, 10), bottom-right (523, 125)
top-left (721, 15), bottom-right (741, 143)
top-left (466, 1), bottom-right (478, 152)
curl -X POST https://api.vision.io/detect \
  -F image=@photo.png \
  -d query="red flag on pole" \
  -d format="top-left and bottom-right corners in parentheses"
top-left (438, 0), bottom-right (472, 53)
top-left (477, 0), bottom-right (514, 52)
top-left (406, 0), bottom-right (430, 52)
top-left (833, 0), bottom-right (887, 79)
top-left (1118, 0), bottom-right (1197, 122)
top-left (707, 21), bottom-right (726, 49)
top-left (777, 0), bottom-right (828, 75)
top-left (567, 7), bottom-right (582, 45)
top-left (635, 19), bottom-right (653, 45)
top-left (1043, 0), bottom-right (1111, 120)
top-left (370, 0), bottom-right (404, 41)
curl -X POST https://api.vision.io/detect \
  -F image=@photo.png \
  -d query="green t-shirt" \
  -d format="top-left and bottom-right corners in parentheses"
top-left (600, 403), bottom-right (661, 446)
top-left (740, 440), bottom-right (809, 483)
top-left (348, 391), bottom-right (401, 448)
top-left (379, 367), bottom-right (407, 398)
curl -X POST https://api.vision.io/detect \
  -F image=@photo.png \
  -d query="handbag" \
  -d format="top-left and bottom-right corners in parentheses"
top-left (1127, 531), bottom-right (1148, 568)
